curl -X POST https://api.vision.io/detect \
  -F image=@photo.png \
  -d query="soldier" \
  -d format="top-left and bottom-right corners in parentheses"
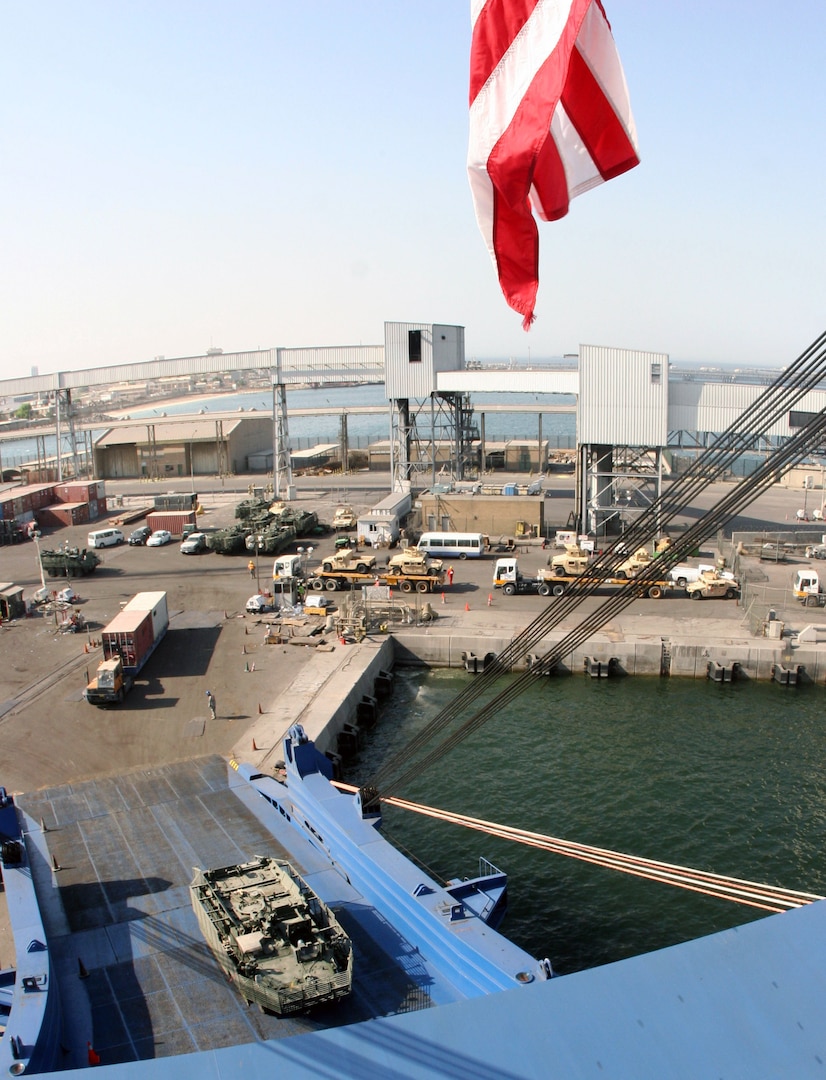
top-left (206, 690), bottom-right (217, 720)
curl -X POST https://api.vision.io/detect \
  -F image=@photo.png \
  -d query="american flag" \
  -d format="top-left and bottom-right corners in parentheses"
top-left (468, 0), bottom-right (639, 329)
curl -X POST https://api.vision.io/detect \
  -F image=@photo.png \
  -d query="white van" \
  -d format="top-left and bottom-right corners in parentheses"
top-left (416, 532), bottom-right (489, 559)
top-left (87, 528), bottom-right (125, 549)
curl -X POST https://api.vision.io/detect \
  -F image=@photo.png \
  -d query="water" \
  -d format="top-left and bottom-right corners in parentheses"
top-left (347, 669), bottom-right (826, 976)
top-left (0, 384), bottom-right (577, 467)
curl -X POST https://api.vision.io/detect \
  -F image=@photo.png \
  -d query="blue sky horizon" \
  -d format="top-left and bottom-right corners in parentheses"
top-left (3, 2), bottom-right (824, 380)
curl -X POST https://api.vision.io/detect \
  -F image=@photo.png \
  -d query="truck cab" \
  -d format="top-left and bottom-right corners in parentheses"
top-left (273, 553), bottom-right (304, 580)
top-left (85, 656), bottom-right (128, 705)
top-left (793, 568), bottom-right (824, 605)
top-left (493, 558), bottom-right (552, 596)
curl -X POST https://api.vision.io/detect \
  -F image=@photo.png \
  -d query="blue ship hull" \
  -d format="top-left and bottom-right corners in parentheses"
top-left (232, 724), bottom-right (553, 1003)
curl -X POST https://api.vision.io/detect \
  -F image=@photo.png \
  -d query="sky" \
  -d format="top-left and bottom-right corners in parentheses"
top-left (2, 2), bottom-right (825, 381)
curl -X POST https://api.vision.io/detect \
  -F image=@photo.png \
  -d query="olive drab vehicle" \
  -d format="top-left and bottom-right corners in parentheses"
top-left (39, 547), bottom-right (102, 578)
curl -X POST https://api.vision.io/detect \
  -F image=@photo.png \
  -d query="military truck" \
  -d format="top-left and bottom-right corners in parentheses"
top-left (686, 569), bottom-right (740, 600)
top-left (40, 547), bottom-right (101, 578)
top-left (614, 547), bottom-right (653, 579)
top-left (321, 548), bottom-right (376, 574)
top-left (383, 552), bottom-right (445, 593)
top-left (549, 544), bottom-right (591, 577)
top-left (332, 505), bottom-right (357, 530)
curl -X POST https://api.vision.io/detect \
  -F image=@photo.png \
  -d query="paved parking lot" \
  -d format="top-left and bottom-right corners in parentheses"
top-left (1, 471), bottom-right (820, 796)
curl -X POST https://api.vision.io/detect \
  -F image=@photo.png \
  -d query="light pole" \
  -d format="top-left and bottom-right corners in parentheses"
top-left (33, 535), bottom-right (47, 599)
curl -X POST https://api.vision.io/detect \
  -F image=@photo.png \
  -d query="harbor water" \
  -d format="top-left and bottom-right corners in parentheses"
top-left (0, 384), bottom-right (577, 469)
top-left (347, 668), bottom-right (826, 976)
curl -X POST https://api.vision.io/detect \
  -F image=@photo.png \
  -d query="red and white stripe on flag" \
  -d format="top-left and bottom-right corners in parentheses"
top-left (468, 0), bottom-right (639, 329)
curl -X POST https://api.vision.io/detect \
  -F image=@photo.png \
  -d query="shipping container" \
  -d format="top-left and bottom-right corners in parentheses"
top-left (101, 609), bottom-right (155, 674)
top-left (153, 493), bottom-right (198, 512)
top-left (53, 480), bottom-right (105, 503)
top-left (124, 591), bottom-right (169, 644)
top-left (39, 502), bottom-right (91, 528)
top-left (146, 510), bottom-right (197, 537)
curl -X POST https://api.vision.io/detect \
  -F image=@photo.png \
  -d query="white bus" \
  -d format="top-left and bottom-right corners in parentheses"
top-left (416, 532), bottom-right (489, 559)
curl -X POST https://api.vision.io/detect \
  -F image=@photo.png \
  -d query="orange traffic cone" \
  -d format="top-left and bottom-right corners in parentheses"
top-left (465, 602), bottom-right (470, 612)
top-left (487, 593), bottom-right (493, 606)
top-left (252, 738), bottom-right (259, 751)
top-left (258, 703), bottom-right (263, 714)
top-left (87, 1042), bottom-right (101, 1066)
top-left (441, 593), bottom-right (445, 604)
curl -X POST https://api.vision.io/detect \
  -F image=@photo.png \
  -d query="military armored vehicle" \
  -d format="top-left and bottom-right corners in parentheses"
top-left (40, 547), bottom-right (101, 578)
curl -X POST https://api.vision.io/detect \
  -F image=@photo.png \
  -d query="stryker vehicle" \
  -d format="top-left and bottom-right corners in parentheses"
top-left (206, 524), bottom-right (251, 555)
top-left (191, 856), bottom-right (352, 1015)
top-left (244, 523), bottom-right (297, 555)
top-left (39, 547), bottom-right (101, 577)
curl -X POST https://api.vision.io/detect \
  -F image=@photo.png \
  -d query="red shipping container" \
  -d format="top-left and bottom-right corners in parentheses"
top-left (102, 609), bottom-right (154, 674)
top-left (146, 510), bottom-right (197, 537)
top-left (39, 502), bottom-right (90, 527)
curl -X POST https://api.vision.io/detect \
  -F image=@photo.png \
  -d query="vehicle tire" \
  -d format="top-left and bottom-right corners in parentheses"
top-left (400, 580), bottom-right (412, 593)
top-left (725, 588), bottom-right (737, 600)
top-left (310, 578), bottom-right (324, 591)
top-left (552, 584), bottom-right (565, 597)
top-left (647, 585), bottom-right (662, 599)
top-left (690, 590), bottom-right (701, 600)
top-left (553, 566), bottom-right (565, 577)
top-left (676, 577), bottom-right (688, 588)
top-left (806, 594), bottom-right (818, 606)
top-left (615, 570), bottom-right (628, 580)
top-left (322, 561), bottom-right (333, 573)
top-left (459, 552), bottom-right (468, 559)
top-left (356, 563), bottom-right (370, 574)
top-left (416, 581), bottom-right (429, 593)
top-left (538, 583), bottom-right (550, 596)
top-left (503, 583), bottom-right (516, 596)
top-left (325, 579), bottom-right (339, 592)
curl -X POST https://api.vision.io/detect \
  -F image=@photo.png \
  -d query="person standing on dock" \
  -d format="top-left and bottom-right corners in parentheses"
top-left (206, 690), bottom-right (217, 720)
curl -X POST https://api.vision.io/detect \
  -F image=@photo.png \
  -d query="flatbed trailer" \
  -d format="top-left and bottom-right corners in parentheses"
top-left (308, 570), bottom-right (377, 592)
top-left (493, 557), bottom-right (672, 599)
top-left (542, 574), bottom-right (673, 599)
top-left (382, 569), bottom-right (445, 593)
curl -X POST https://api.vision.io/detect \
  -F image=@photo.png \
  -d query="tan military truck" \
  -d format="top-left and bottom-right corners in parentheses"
top-left (321, 547), bottom-right (377, 574)
top-left (549, 544), bottom-right (591, 577)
